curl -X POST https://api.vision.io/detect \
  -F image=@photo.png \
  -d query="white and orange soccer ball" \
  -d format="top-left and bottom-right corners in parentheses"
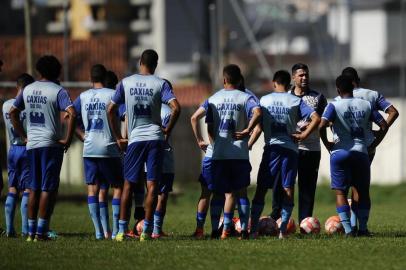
top-left (276, 217), bottom-right (296, 234)
top-left (258, 216), bottom-right (278, 236)
top-left (325, 215), bottom-right (344, 234)
top-left (299, 217), bottom-right (321, 234)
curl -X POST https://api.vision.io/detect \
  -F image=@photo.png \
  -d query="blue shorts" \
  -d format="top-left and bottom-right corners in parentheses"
top-left (212, 159), bottom-right (251, 193)
top-left (84, 157), bottom-right (124, 189)
top-left (198, 157), bottom-right (214, 191)
top-left (7, 145), bottom-right (30, 190)
top-left (330, 150), bottom-right (370, 191)
top-left (27, 147), bottom-right (64, 191)
top-left (124, 140), bottom-right (164, 183)
top-left (159, 173), bottom-right (174, 194)
top-left (257, 145), bottom-right (298, 189)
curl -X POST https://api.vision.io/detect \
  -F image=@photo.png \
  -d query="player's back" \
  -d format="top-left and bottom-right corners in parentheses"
top-left (3, 99), bottom-right (27, 146)
top-left (121, 74), bottom-right (166, 143)
top-left (22, 81), bottom-right (65, 150)
top-left (79, 88), bottom-right (120, 157)
top-left (260, 92), bottom-right (302, 152)
top-left (207, 89), bottom-right (252, 160)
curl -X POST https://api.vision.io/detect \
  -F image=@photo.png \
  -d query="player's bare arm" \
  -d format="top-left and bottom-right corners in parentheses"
top-left (75, 124), bottom-right (85, 142)
top-left (369, 119), bottom-right (388, 150)
top-left (292, 112), bottom-right (321, 142)
top-left (163, 99), bottom-right (181, 140)
top-left (190, 106), bottom-right (208, 151)
top-left (59, 106), bottom-right (76, 152)
top-left (234, 107), bottom-right (262, 140)
top-left (319, 118), bottom-right (334, 152)
top-left (9, 106), bottom-right (27, 144)
top-left (248, 123), bottom-right (262, 150)
top-left (107, 102), bottom-right (127, 151)
top-left (385, 105), bottom-right (399, 127)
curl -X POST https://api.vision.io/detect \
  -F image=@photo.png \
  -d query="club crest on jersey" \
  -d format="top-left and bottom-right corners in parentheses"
top-left (29, 112), bottom-right (45, 125)
top-left (134, 104), bottom-right (152, 117)
top-left (87, 118), bottom-right (104, 131)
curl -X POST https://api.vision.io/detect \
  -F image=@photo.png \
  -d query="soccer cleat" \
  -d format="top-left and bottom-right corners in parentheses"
top-left (210, 229), bottom-right (221, 239)
top-left (278, 231), bottom-right (289, 239)
top-left (125, 230), bottom-right (139, 239)
top-left (48, 230), bottom-right (58, 240)
top-left (104, 231), bottom-right (112, 240)
top-left (238, 230), bottom-right (249, 240)
top-left (33, 234), bottom-right (51, 242)
top-left (192, 228), bottom-right (204, 239)
top-left (250, 231), bottom-right (259, 240)
top-left (114, 232), bottom-right (125, 242)
top-left (26, 235), bottom-right (35, 242)
top-left (220, 229), bottom-right (231, 240)
top-left (139, 232), bottom-right (152, 242)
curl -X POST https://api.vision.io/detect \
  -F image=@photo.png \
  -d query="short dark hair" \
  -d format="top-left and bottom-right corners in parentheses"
top-left (341, 67), bottom-right (360, 85)
top-left (223, 64), bottom-right (242, 86)
top-left (273, 70), bottom-right (291, 89)
top-left (36, 55), bottom-right (62, 81)
top-left (90, 64), bottom-right (107, 83)
top-left (291, 63), bottom-right (309, 74)
top-left (336, 75), bottom-right (354, 93)
top-left (237, 76), bottom-right (246, 91)
top-left (140, 49), bottom-right (158, 72)
top-left (104, 70), bottom-right (118, 89)
top-left (16, 73), bottom-right (34, 89)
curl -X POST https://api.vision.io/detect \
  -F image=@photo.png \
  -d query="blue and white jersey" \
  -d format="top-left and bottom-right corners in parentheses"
top-left (111, 74), bottom-right (176, 144)
top-left (13, 81), bottom-right (73, 150)
top-left (205, 89), bottom-right (259, 160)
top-left (260, 92), bottom-right (314, 152)
top-left (73, 88), bottom-right (121, 158)
top-left (3, 99), bottom-right (27, 146)
top-left (161, 103), bottom-right (174, 174)
top-left (322, 97), bottom-right (385, 154)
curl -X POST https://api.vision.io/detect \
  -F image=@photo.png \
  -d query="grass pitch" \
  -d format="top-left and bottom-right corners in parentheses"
top-left (1, 184), bottom-right (406, 270)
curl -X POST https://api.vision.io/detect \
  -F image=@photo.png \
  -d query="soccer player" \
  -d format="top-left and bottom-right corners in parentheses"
top-left (319, 75), bottom-right (387, 236)
top-left (341, 67), bottom-right (399, 234)
top-left (10, 55), bottom-right (76, 241)
top-left (289, 63), bottom-right (327, 223)
top-left (249, 70), bottom-right (320, 239)
top-left (205, 64), bottom-right (261, 240)
top-left (2, 73), bottom-right (34, 237)
top-left (107, 49), bottom-right (181, 241)
top-left (73, 64), bottom-right (123, 240)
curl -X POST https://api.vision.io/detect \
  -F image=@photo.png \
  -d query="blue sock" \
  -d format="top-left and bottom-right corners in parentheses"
top-left (250, 202), bottom-right (265, 233)
top-left (223, 212), bottom-right (233, 231)
top-left (112, 198), bottom-right (120, 237)
top-left (210, 199), bottom-right (224, 232)
top-left (88, 196), bottom-right (103, 239)
top-left (337, 205), bottom-right (352, 234)
top-left (37, 218), bottom-right (48, 236)
top-left (280, 204), bottom-right (294, 233)
top-left (143, 219), bottom-right (153, 234)
top-left (99, 201), bottom-right (110, 236)
top-left (153, 211), bottom-right (165, 235)
top-left (28, 219), bottom-right (37, 236)
top-left (238, 197), bottom-right (250, 231)
top-left (196, 212), bottom-right (207, 230)
top-left (350, 203), bottom-right (358, 228)
top-left (358, 205), bottom-right (371, 232)
top-left (118, 219), bottom-right (128, 234)
top-left (5, 193), bottom-right (17, 234)
top-left (21, 192), bottom-right (29, 235)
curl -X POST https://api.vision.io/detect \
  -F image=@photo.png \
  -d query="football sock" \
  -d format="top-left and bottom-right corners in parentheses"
top-left (358, 204), bottom-right (371, 232)
top-left (142, 219), bottom-right (153, 234)
top-left (238, 197), bottom-right (250, 231)
top-left (250, 201), bottom-right (265, 233)
top-left (337, 205), bottom-right (352, 234)
top-left (223, 212), bottom-right (233, 231)
top-left (88, 196), bottom-right (103, 239)
top-left (350, 203), bottom-right (358, 228)
top-left (153, 210), bottom-right (165, 235)
top-left (36, 218), bottom-right (48, 236)
top-left (112, 198), bottom-right (120, 236)
top-left (99, 201), bottom-right (110, 235)
top-left (28, 219), bottom-right (37, 237)
top-left (5, 193), bottom-right (17, 234)
top-left (21, 192), bottom-right (29, 235)
top-left (196, 211), bottom-right (207, 230)
top-left (118, 220), bottom-right (128, 234)
top-left (210, 199), bottom-right (224, 232)
top-left (280, 203), bottom-right (294, 233)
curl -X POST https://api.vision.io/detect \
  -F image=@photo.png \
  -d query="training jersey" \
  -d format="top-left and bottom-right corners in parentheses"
top-left (289, 88), bottom-right (327, 151)
top-left (111, 74), bottom-right (176, 144)
top-left (13, 80), bottom-right (73, 150)
top-left (205, 89), bottom-right (259, 160)
top-left (261, 92), bottom-right (315, 152)
top-left (3, 99), bottom-right (27, 146)
top-left (73, 88), bottom-right (121, 158)
top-left (322, 97), bottom-right (385, 154)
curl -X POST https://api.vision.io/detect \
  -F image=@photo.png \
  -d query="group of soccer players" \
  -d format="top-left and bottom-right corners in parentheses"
top-left (0, 48), bottom-right (399, 241)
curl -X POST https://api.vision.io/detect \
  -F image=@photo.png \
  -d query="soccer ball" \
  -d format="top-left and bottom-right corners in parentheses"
top-left (233, 217), bottom-right (251, 233)
top-left (299, 217), bottom-right (321, 234)
top-left (136, 219), bottom-right (144, 235)
top-left (258, 216), bottom-right (278, 236)
top-left (276, 217), bottom-right (296, 234)
top-left (325, 216), bottom-right (343, 234)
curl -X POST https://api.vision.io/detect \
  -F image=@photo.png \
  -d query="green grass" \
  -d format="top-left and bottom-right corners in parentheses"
top-left (1, 184), bottom-right (406, 270)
